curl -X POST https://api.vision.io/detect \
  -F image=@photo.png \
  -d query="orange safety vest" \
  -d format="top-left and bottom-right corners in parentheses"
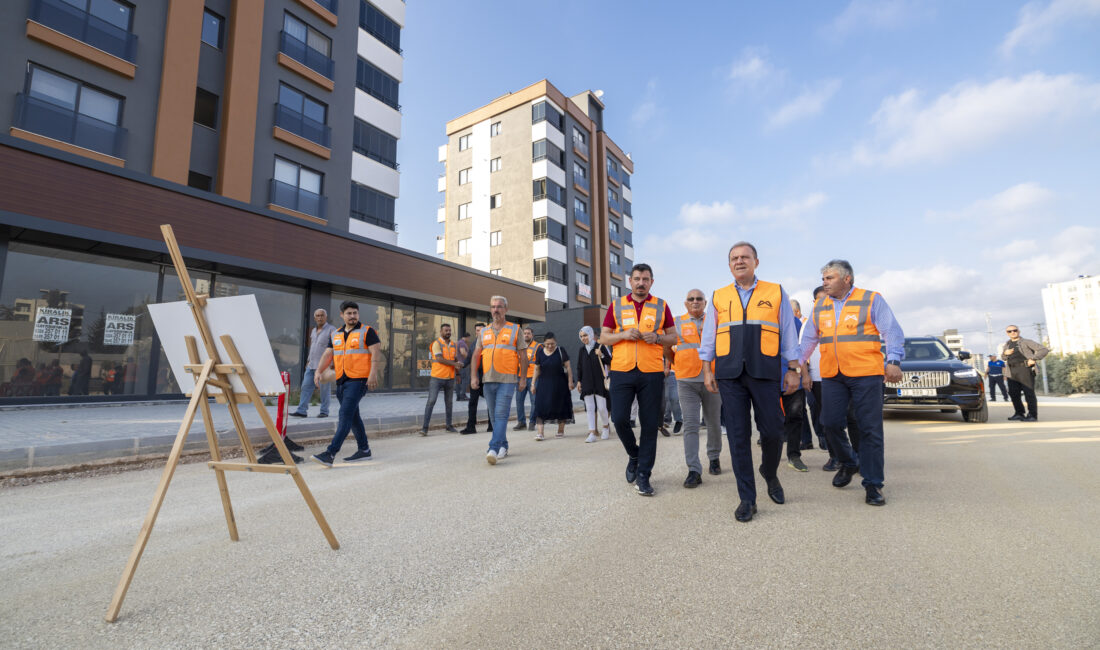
top-left (524, 342), bottom-right (541, 378)
top-left (480, 322), bottom-right (521, 376)
top-left (713, 280), bottom-right (783, 381)
top-left (611, 295), bottom-right (666, 373)
top-left (672, 313), bottom-right (714, 380)
top-left (430, 337), bottom-right (457, 380)
top-left (332, 325), bottom-right (374, 380)
top-left (813, 287), bottom-right (883, 378)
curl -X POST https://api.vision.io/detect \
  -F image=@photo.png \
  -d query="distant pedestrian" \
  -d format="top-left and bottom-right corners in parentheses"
top-left (574, 326), bottom-right (611, 443)
top-left (661, 358), bottom-right (682, 436)
top-left (421, 323), bottom-right (461, 435)
top-left (292, 308), bottom-right (336, 418)
top-left (986, 354), bottom-right (1008, 402)
top-left (1000, 326), bottom-right (1048, 421)
top-left (69, 350), bottom-right (92, 396)
top-left (460, 323), bottom-right (489, 434)
top-left (311, 301), bottom-right (383, 467)
top-left (515, 326), bottom-right (540, 430)
top-left (455, 331), bottom-right (471, 401)
top-left (471, 297), bottom-right (528, 464)
top-left (671, 289), bottom-right (724, 488)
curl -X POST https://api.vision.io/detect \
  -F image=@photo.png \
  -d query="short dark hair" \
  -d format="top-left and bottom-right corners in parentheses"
top-left (543, 331), bottom-right (555, 340)
top-left (440, 323), bottom-right (451, 330)
top-left (813, 285), bottom-right (825, 299)
top-left (629, 263), bottom-right (653, 278)
top-left (339, 300), bottom-right (359, 313)
top-left (475, 322), bottom-right (486, 328)
top-left (462, 332), bottom-right (470, 338)
top-left (523, 326), bottom-right (534, 333)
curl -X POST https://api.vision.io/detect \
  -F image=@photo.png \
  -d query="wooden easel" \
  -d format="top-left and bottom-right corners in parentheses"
top-left (105, 225), bottom-right (338, 622)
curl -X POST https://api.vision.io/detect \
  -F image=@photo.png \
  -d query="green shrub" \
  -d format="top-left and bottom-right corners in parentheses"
top-left (1045, 349), bottom-right (1100, 394)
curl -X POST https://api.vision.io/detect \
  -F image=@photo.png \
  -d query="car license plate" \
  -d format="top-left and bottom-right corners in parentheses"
top-left (897, 388), bottom-right (936, 397)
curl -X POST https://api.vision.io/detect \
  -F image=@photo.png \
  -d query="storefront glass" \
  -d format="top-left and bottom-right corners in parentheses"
top-left (414, 309), bottom-right (460, 389)
top-left (215, 275), bottom-right (304, 389)
top-left (154, 268), bottom-right (214, 394)
top-left (0, 243), bottom-right (158, 397)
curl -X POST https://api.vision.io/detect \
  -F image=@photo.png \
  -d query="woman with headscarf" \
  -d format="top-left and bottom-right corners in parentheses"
top-left (574, 326), bottom-right (612, 443)
top-left (530, 332), bottom-right (574, 440)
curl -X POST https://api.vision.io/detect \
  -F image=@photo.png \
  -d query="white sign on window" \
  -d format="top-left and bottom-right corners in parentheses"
top-left (104, 313), bottom-right (137, 346)
top-left (33, 307), bottom-right (72, 343)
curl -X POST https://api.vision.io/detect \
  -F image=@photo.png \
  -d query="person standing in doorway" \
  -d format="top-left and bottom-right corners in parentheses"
top-left (421, 323), bottom-right (461, 435)
top-left (292, 308), bottom-right (336, 419)
top-left (471, 297), bottom-right (527, 464)
top-left (986, 354), bottom-right (1008, 402)
top-left (1000, 326), bottom-right (1048, 421)
top-left (515, 326), bottom-right (540, 431)
top-left (311, 301), bottom-right (383, 466)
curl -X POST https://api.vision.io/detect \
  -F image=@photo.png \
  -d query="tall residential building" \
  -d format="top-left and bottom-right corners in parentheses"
top-left (1042, 275), bottom-right (1100, 354)
top-left (438, 80), bottom-right (635, 311)
top-left (1, 0), bottom-right (404, 243)
top-left (0, 0), bottom-right (545, 404)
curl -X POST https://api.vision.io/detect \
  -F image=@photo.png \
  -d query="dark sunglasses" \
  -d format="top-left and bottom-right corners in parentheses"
top-left (686, 297), bottom-right (705, 302)
top-left (1006, 329), bottom-right (1019, 333)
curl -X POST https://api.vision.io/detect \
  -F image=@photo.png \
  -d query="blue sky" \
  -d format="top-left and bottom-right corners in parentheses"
top-left (394, 0), bottom-right (1100, 354)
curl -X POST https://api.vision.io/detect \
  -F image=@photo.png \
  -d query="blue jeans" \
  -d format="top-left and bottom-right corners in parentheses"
top-left (663, 374), bottom-right (682, 423)
top-left (325, 379), bottom-right (369, 456)
top-left (822, 374), bottom-right (885, 489)
top-left (294, 367), bottom-right (331, 416)
top-left (482, 382), bottom-right (516, 453)
top-left (515, 383), bottom-right (535, 426)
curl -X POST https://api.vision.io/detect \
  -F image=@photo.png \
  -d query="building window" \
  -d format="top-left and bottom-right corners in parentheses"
top-left (490, 157), bottom-right (501, 172)
top-left (353, 118), bottom-right (397, 168)
top-left (611, 285), bottom-right (621, 300)
top-left (277, 83), bottom-right (330, 146)
top-left (458, 202), bottom-right (470, 220)
top-left (533, 217), bottom-right (565, 244)
top-left (201, 9), bottom-right (224, 48)
top-left (490, 194), bottom-right (502, 209)
top-left (533, 258), bottom-right (566, 283)
top-left (271, 157), bottom-right (324, 218)
top-left (193, 87), bottom-right (218, 129)
top-left (457, 238), bottom-right (470, 256)
top-left (188, 171), bottom-right (213, 191)
top-left (490, 231), bottom-right (502, 246)
top-left (575, 234), bottom-right (588, 250)
top-left (576, 270), bottom-right (589, 285)
top-left (350, 182), bottom-right (395, 229)
top-left (282, 13), bottom-right (334, 79)
top-left (532, 139), bottom-right (564, 168)
top-left (356, 58), bottom-right (400, 110)
top-left (572, 127), bottom-right (586, 145)
top-left (29, 0), bottom-right (136, 61)
top-left (609, 219), bottom-right (619, 233)
top-left (490, 269), bottom-right (502, 276)
top-left (359, 0), bottom-right (401, 53)
top-left (532, 178), bottom-right (565, 206)
top-left (458, 134), bottom-right (470, 151)
top-left (490, 121), bottom-right (502, 136)
top-left (610, 251), bottom-right (620, 266)
top-left (458, 168), bottom-right (470, 185)
top-left (531, 100), bottom-right (563, 129)
top-left (573, 162), bottom-right (586, 178)
top-left (17, 65), bottom-right (125, 158)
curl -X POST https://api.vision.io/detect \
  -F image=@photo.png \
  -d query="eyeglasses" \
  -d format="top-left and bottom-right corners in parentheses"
top-left (686, 297), bottom-right (705, 302)
top-left (1006, 329), bottom-right (1019, 333)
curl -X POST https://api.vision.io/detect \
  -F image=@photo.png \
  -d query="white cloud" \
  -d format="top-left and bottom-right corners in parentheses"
top-left (925, 182), bottom-right (1056, 225)
top-left (672, 193), bottom-right (828, 248)
top-left (727, 48), bottom-right (776, 87)
top-left (824, 0), bottom-right (922, 39)
top-left (845, 73), bottom-right (1100, 167)
top-left (1001, 0), bottom-right (1100, 56)
top-left (767, 79), bottom-right (841, 129)
top-left (630, 78), bottom-right (660, 128)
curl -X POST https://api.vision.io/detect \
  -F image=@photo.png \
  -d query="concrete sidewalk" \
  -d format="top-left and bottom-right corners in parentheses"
top-left (0, 391), bottom-right (494, 472)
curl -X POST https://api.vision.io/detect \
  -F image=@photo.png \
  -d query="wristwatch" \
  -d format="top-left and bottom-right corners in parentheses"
top-left (787, 364), bottom-right (801, 374)
top-left (887, 360), bottom-right (901, 367)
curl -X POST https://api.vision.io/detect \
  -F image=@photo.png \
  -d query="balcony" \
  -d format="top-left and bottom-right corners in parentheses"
top-left (269, 179), bottom-right (326, 219)
top-left (534, 270), bottom-right (567, 284)
top-left (609, 230), bottom-right (623, 248)
top-left (575, 247), bottom-right (591, 264)
top-left (573, 138), bottom-right (588, 158)
top-left (574, 208), bottom-right (590, 228)
top-left (573, 172), bottom-right (589, 193)
top-left (608, 196), bottom-right (622, 215)
top-left (350, 210), bottom-right (394, 231)
top-left (313, 0), bottom-right (338, 13)
top-left (13, 92), bottom-right (126, 159)
top-left (274, 103), bottom-right (331, 147)
top-left (623, 199), bottom-right (632, 216)
top-left (606, 165), bottom-right (620, 186)
top-left (29, 0), bottom-right (138, 62)
top-left (610, 263), bottom-right (623, 277)
top-left (576, 282), bottom-right (592, 300)
top-left (621, 172), bottom-right (631, 188)
top-left (279, 30), bottom-right (334, 80)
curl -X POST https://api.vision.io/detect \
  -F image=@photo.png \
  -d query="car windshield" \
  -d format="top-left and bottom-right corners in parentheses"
top-left (903, 339), bottom-right (952, 361)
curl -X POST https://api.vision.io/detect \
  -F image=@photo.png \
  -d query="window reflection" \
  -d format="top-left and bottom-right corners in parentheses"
top-left (330, 293), bottom-right (390, 388)
top-left (215, 275), bottom-right (304, 389)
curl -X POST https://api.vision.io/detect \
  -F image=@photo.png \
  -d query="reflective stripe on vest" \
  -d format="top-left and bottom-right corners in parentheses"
top-left (481, 322), bottom-right (521, 375)
top-left (431, 337), bottom-right (457, 380)
top-left (673, 313), bottom-right (711, 380)
top-left (332, 326), bottom-right (373, 379)
top-left (712, 280), bottom-right (783, 381)
top-left (611, 295), bottom-right (666, 373)
top-left (524, 343), bottom-right (540, 378)
top-left (814, 288), bottom-right (884, 378)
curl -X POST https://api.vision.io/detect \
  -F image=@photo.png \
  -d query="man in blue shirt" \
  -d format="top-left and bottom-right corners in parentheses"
top-left (986, 354), bottom-right (1007, 402)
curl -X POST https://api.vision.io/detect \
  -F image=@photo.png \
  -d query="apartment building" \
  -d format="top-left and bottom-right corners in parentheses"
top-left (0, 0), bottom-right (544, 403)
top-left (1042, 275), bottom-right (1100, 354)
top-left (438, 80), bottom-right (635, 311)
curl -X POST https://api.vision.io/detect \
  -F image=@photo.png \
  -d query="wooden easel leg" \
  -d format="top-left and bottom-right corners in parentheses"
top-left (185, 336), bottom-right (238, 541)
top-left (222, 393), bottom-right (259, 464)
top-left (106, 361), bottom-right (214, 622)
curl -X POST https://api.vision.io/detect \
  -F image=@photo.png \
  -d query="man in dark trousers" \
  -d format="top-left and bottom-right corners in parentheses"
top-left (460, 323), bottom-right (490, 433)
top-left (1001, 326), bottom-right (1048, 421)
top-left (701, 242), bottom-right (801, 522)
top-left (986, 354), bottom-right (1008, 402)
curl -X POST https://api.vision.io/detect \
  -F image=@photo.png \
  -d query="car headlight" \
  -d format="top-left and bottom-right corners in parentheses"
top-left (953, 368), bottom-right (978, 378)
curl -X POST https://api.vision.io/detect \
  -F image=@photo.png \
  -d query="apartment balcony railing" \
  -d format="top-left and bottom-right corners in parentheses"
top-left (274, 103), bottom-right (331, 147)
top-left (533, 231), bottom-right (565, 245)
top-left (350, 210), bottom-right (396, 231)
top-left (314, 0), bottom-right (338, 13)
top-left (13, 93), bottom-right (127, 158)
top-left (573, 172), bottom-right (589, 192)
top-left (573, 138), bottom-right (588, 157)
top-left (270, 179), bottom-right (326, 218)
top-left (609, 230), bottom-right (623, 247)
top-left (574, 209), bottom-right (590, 227)
top-left (575, 247), bottom-right (591, 263)
top-left (610, 263), bottom-right (623, 277)
top-left (608, 197), bottom-right (622, 214)
top-left (534, 271), bottom-right (567, 284)
top-left (279, 30), bottom-right (334, 79)
top-left (623, 199), bottom-right (632, 216)
top-left (29, 0), bottom-right (138, 62)
top-left (621, 172), bottom-right (631, 188)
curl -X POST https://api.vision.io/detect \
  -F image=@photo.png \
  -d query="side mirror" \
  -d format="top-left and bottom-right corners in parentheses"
top-left (957, 351), bottom-right (971, 361)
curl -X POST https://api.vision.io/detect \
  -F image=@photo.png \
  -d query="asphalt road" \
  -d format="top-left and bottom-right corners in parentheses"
top-left (2, 399), bottom-right (1097, 648)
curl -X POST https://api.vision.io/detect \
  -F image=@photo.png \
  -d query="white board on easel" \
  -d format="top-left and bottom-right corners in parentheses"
top-left (148, 294), bottom-right (285, 395)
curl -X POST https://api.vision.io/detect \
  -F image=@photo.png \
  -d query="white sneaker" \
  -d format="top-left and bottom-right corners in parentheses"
top-left (585, 433), bottom-right (599, 443)
top-left (497, 447), bottom-right (508, 459)
top-left (486, 449), bottom-right (497, 465)
top-left (601, 428), bottom-right (610, 440)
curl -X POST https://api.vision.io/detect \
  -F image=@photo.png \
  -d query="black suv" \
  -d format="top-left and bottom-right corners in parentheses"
top-left (882, 337), bottom-right (988, 422)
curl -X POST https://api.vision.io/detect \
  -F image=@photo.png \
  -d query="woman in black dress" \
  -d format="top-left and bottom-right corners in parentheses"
top-left (575, 326), bottom-right (612, 442)
top-left (530, 332), bottom-right (574, 440)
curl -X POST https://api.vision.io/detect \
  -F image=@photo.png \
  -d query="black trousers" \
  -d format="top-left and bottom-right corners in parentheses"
top-left (782, 388), bottom-right (806, 459)
top-left (1007, 378), bottom-right (1037, 417)
top-left (610, 369), bottom-right (664, 480)
top-left (719, 374), bottom-right (783, 504)
top-left (989, 375), bottom-right (1008, 401)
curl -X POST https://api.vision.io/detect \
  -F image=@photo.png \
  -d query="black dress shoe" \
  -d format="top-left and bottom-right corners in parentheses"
top-left (659, 425), bottom-right (671, 437)
top-left (1023, 414), bottom-right (1037, 421)
top-left (865, 486), bottom-right (886, 506)
top-left (625, 457), bottom-right (638, 484)
top-left (634, 476), bottom-right (655, 496)
top-left (1007, 414), bottom-right (1025, 421)
top-left (459, 427), bottom-right (477, 435)
top-left (833, 465), bottom-right (858, 487)
top-left (766, 476), bottom-right (785, 504)
top-left (800, 442), bottom-right (814, 450)
top-left (708, 459), bottom-right (721, 475)
top-left (289, 412), bottom-right (307, 418)
top-left (735, 500), bottom-right (757, 522)
top-left (673, 421), bottom-right (683, 434)
top-left (823, 458), bottom-right (839, 472)
top-left (683, 471), bottom-right (702, 488)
